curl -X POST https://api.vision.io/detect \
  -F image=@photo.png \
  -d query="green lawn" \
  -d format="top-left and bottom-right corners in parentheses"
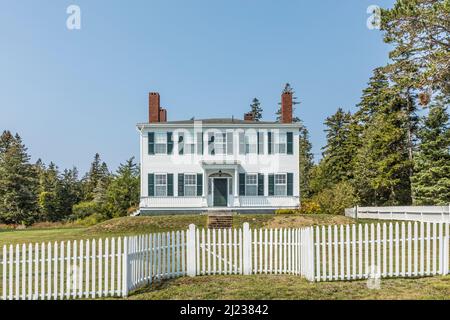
top-left (0, 214), bottom-right (358, 247)
top-left (2, 214), bottom-right (445, 300)
top-left (128, 274), bottom-right (450, 300)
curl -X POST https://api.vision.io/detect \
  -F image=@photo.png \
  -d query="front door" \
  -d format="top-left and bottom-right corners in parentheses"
top-left (213, 178), bottom-right (228, 207)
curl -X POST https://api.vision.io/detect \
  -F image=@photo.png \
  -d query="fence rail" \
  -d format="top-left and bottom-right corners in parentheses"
top-left (345, 205), bottom-right (450, 223)
top-left (0, 222), bottom-right (449, 300)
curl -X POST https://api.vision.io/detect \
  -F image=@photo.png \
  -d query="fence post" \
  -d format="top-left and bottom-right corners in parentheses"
top-left (444, 224), bottom-right (449, 275)
top-left (122, 237), bottom-right (129, 297)
top-left (242, 223), bottom-right (252, 275)
top-left (186, 224), bottom-right (197, 277)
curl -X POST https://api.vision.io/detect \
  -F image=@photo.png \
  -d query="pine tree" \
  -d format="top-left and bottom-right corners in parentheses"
top-left (276, 83), bottom-right (301, 122)
top-left (105, 157), bottom-right (140, 217)
top-left (249, 98), bottom-right (263, 121)
top-left (411, 97), bottom-right (450, 204)
top-left (37, 162), bottom-right (63, 222)
top-left (82, 153), bottom-right (110, 201)
top-left (298, 123), bottom-right (315, 199)
top-left (0, 132), bottom-right (39, 225)
top-left (353, 96), bottom-right (413, 205)
top-left (59, 167), bottom-right (82, 217)
top-left (321, 108), bottom-right (355, 184)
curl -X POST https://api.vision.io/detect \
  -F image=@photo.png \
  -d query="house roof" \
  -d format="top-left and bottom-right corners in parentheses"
top-left (136, 118), bottom-right (302, 129)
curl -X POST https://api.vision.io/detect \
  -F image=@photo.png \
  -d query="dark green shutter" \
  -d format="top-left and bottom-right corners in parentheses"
top-left (208, 133), bottom-right (215, 155)
top-left (268, 132), bottom-right (273, 155)
top-left (148, 173), bottom-right (155, 196)
top-left (167, 132), bottom-right (173, 154)
top-left (287, 173), bottom-right (294, 196)
top-left (287, 132), bottom-right (293, 155)
top-left (239, 173), bottom-right (246, 196)
top-left (178, 174), bottom-right (184, 197)
top-left (197, 132), bottom-right (203, 155)
top-left (167, 174), bottom-right (174, 196)
top-left (268, 174), bottom-right (275, 196)
top-left (258, 173), bottom-right (264, 196)
top-left (178, 134), bottom-right (184, 155)
top-left (197, 173), bottom-right (203, 196)
top-left (148, 132), bottom-right (155, 155)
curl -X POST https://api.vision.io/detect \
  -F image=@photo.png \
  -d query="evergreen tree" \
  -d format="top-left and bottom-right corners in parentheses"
top-left (276, 83), bottom-right (301, 122)
top-left (59, 167), bottom-right (82, 217)
top-left (381, 0), bottom-right (450, 95)
top-left (0, 132), bottom-right (39, 225)
top-left (249, 98), bottom-right (263, 121)
top-left (82, 153), bottom-right (110, 201)
top-left (105, 157), bottom-right (140, 217)
top-left (411, 97), bottom-right (450, 204)
top-left (298, 123), bottom-right (314, 199)
top-left (353, 96), bottom-right (413, 205)
top-left (37, 162), bottom-right (64, 222)
top-left (321, 108), bottom-right (355, 184)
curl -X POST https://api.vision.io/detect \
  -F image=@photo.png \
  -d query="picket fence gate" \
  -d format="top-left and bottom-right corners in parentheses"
top-left (0, 222), bottom-right (449, 300)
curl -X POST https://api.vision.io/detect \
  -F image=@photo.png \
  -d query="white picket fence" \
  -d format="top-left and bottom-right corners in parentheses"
top-left (345, 205), bottom-right (450, 223)
top-left (0, 222), bottom-right (449, 300)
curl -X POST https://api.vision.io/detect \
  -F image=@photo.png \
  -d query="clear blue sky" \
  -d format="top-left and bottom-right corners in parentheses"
top-left (0, 0), bottom-right (395, 174)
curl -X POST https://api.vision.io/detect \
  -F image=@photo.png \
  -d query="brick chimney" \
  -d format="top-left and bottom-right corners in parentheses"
top-left (281, 90), bottom-right (293, 124)
top-left (148, 92), bottom-right (168, 123)
top-left (244, 112), bottom-right (254, 121)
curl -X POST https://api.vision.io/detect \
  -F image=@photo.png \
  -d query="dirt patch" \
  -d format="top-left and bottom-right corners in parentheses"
top-left (263, 214), bottom-right (355, 229)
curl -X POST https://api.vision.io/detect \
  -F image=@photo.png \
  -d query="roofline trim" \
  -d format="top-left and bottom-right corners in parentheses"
top-left (136, 122), bottom-right (303, 129)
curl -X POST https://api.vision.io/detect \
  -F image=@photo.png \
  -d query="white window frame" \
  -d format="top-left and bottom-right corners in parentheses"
top-left (155, 132), bottom-right (167, 154)
top-left (274, 173), bottom-right (287, 196)
top-left (275, 133), bottom-right (287, 154)
top-left (214, 132), bottom-right (227, 155)
top-left (245, 173), bottom-right (258, 196)
top-left (155, 173), bottom-right (168, 197)
top-left (245, 132), bottom-right (257, 154)
top-left (184, 173), bottom-right (197, 197)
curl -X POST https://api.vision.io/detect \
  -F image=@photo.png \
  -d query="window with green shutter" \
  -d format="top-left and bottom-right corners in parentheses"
top-left (197, 173), bottom-right (203, 196)
top-left (148, 132), bottom-right (155, 155)
top-left (178, 174), bottom-right (184, 197)
top-left (258, 173), bottom-right (264, 196)
top-left (167, 132), bottom-right (174, 154)
top-left (268, 174), bottom-right (275, 196)
top-left (197, 132), bottom-right (203, 155)
top-left (287, 173), bottom-right (294, 196)
top-left (257, 132), bottom-right (264, 155)
top-left (268, 132), bottom-right (273, 155)
top-left (167, 174), bottom-right (174, 196)
top-left (287, 132), bottom-right (293, 155)
top-left (148, 173), bottom-right (155, 196)
top-left (239, 173), bottom-right (246, 196)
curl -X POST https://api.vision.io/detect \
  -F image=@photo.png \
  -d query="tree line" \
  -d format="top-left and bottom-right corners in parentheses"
top-left (0, 131), bottom-right (140, 226)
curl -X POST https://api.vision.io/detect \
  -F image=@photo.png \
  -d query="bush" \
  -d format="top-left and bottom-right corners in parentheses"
top-left (71, 201), bottom-right (102, 220)
top-left (313, 181), bottom-right (358, 215)
top-left (275, 209), bottom-right (299, 215)
top-left (299, 200), bottom-right (321, 214)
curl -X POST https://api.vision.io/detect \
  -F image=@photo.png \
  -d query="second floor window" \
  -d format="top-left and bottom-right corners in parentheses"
top-left (155, 133), bottom-right (167, 154)
top-left (275, 133), bottom-right (287, 154)
top-left (155, 174), bottom-right (167, 196)
top-left (245, 133), bottom-right (257, 154)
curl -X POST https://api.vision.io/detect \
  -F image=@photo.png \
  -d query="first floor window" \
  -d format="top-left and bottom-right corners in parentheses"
top-left (184, 174), bottom-right (197, 196)
top-left (155, 132), bottom-right (167, 154)
top-left (275, 174), bottom-right (287, 196)
top-left (245, 174), bottom-right (258, 196)
top-left (155, 174), bottom-right (167, 196)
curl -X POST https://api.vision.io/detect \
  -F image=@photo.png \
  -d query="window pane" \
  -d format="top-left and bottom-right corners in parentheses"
top-left (246, 185), bottom-right (257, 196)
top-left (155, 186), bottom-right (167, 197)
top-left (185, 186), bottom-right (196, 196)
top-left (185, 174), bottom-right (196, 185)
top-left (246, 174), bottom-right (257, 185)
top-left (274, 185), bottom-right (286, 196)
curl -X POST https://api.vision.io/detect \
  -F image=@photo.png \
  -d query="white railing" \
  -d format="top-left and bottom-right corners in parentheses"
top-left (238, 196), bottom-right (299, 208)
top-left (1, 222), bottom-right (448, 300)
top-left (345, 205), bottom-right (450, 223)
top-left (139, 197), bottom-right (204, 208)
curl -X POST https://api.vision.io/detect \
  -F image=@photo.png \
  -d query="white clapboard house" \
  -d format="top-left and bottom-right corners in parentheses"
top-left (136, 89), bottom-right (301, 214)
